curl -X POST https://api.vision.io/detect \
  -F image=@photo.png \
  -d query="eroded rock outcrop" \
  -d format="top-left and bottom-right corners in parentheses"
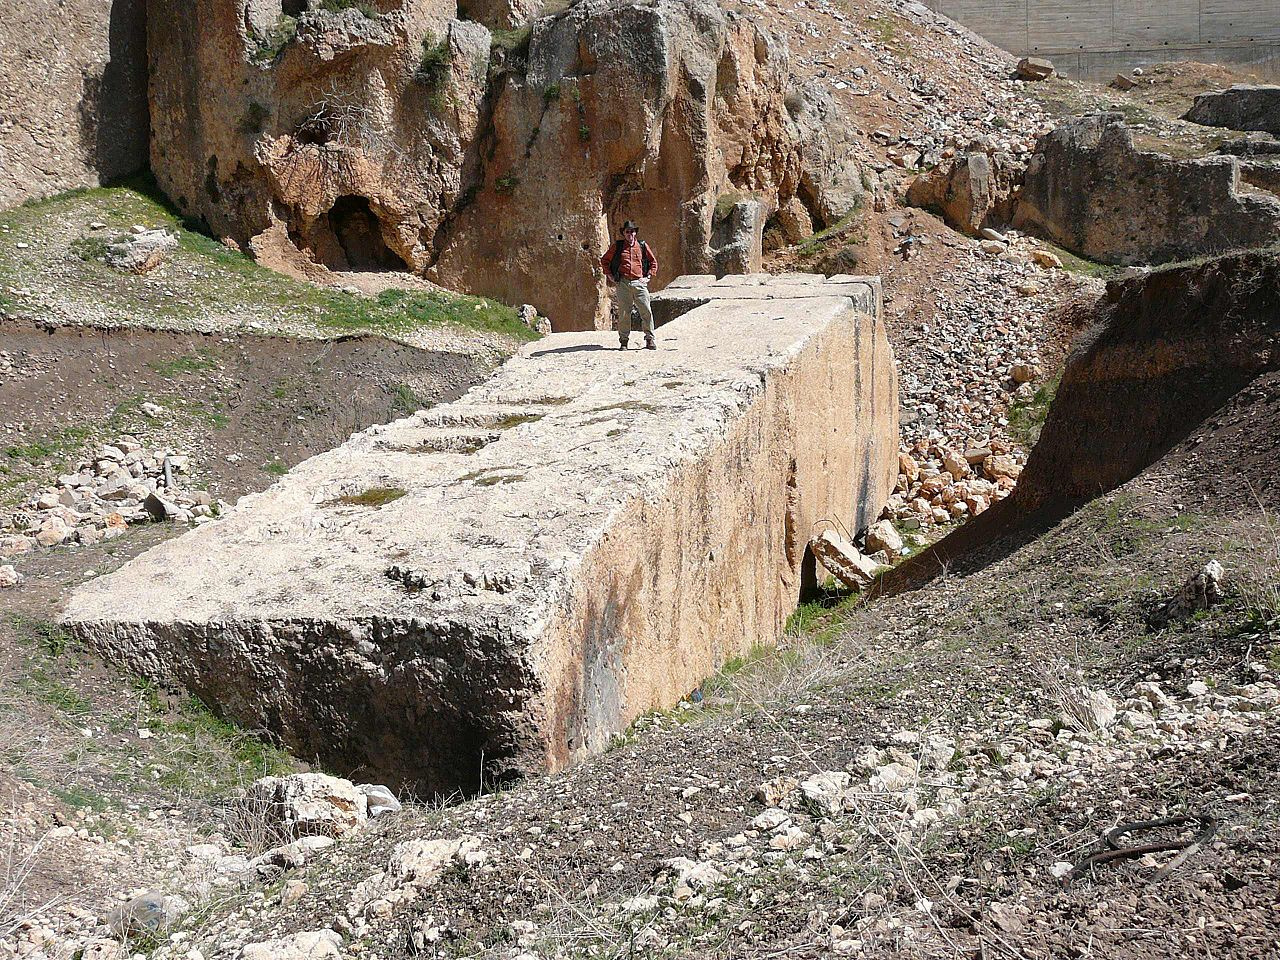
top-left (1013, 114), bottom-right (1280, 266)
top-left (1185, 85), bottom-right (1280, 137)
top-left (148, 0), bottom-right (865, 329)
top-left (63, 275), bottom-right (896, 793)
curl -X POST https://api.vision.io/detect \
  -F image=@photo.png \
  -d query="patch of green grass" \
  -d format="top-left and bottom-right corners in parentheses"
top-left (329, 485), bottom-right (407, 507)
top-left (0, 175), bottom-right (536, 345)
top-left (492, 412), bottom-right (542, 429)
top-left (69, 235), bottom-right (110, 263)
top-left (319, 0), bottom-right (378, 16)
top-left (490, 25), bottom-right (532, 57)
top-left (3, 425), bottom-right (94, 464)
top-left (1036, 240), bottom-right (1122, 280)
top-left (150, 348), bottom-right (219, 377)
top-left (796, 205), bottom-right (864, 259)
top-left (51, 784), bottom-right (111, 813)
top-left (713, 190), bottom-right (757, 222)
top-left (543, 82), bottom-right (561, 104)
top-left (493, 175), bottom-right (520, 196)
top-left (1007, 375), bottom-right (1059, 448)
top-left (390, 383), bottom-right (425, 417)
top-left (152, 696), bottom-right (297, 796)
top-left (318, 287), bottom-right (537, 341)
top-left (262, 461), bottom-right (288, 476)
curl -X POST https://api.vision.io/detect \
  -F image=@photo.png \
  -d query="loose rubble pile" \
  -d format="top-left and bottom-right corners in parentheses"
top-left (880, 437), bottom-right (1023, 531)
top-left (2, 774), bottom-right (401, 960)
top-left (0, 438), bottom-right (223, 575)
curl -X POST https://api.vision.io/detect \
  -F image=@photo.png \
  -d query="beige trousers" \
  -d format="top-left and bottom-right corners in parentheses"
top-left (614, 278), bottom-right (654, 342)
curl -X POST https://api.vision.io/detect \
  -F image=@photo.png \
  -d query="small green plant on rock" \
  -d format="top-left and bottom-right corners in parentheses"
top-left (250, 15), bottom-right (298, 63)
top-left (319, 0), bottom-right (378, 16)
top-left (416, 35), bottom-right (452, 101)
top-left (494, 175), bottom-right (520, 196)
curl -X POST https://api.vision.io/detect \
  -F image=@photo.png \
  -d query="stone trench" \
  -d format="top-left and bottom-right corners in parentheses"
top-left (62, 274), bottom-right (898, 795)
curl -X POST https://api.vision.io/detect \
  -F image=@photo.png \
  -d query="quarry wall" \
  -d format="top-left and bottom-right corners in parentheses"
top-left (0, 0), bottom-right (150, 209)
top-left (62, 275), bottom-right (898, 795)
top-left (926, 1), bottom-right (1280, 79)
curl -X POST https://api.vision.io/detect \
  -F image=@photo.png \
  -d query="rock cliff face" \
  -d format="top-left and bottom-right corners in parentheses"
top-left (1013, 114), bottom-right (1280, 266)
top-left (148, 0), bottom-right (863, 329)
top-left (0, 0), bottom-right (149, 208)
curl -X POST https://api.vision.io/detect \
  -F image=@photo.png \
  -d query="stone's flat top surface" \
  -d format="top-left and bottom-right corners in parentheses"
top-left (65, 293), bottom-right (860, 632)
top-left (659, 273), bottom-right (881, 302)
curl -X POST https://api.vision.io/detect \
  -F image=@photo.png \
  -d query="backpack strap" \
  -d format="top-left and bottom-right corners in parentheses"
top-left (640, 241), bottom-right (653, 278)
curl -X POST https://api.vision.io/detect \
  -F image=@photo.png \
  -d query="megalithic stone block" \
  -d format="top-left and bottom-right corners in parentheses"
top-left (63, 276), bottom-right (898, 794)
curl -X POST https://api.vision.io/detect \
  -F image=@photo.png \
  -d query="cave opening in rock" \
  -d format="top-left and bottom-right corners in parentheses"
top-left (282, 0), bottom-right (307, 16)
top-left (326, 195), bottom-right (408, 272)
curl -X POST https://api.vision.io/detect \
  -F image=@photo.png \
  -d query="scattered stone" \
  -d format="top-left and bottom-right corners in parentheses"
top-left (239, 930), bottom-right (342, 960)
top-left (0, 564), bottom-right (21, 588)
top-left (1015, 57), bottom-right (1054, 82)
top-left (811, 529), bottom-right (880, 589)
top-left (754, 776), bottom-right (800, 808)
top-left (358, 783), bottom-right (402, 818)
top-left (864, 519), bottom-right (904, 555)
top-left (106, 891), bottom-right (190, 939)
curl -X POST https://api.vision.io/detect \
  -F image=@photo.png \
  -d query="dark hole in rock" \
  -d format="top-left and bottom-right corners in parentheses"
top-left (282, 0), bottom-right (307, 15)
top-left (326, 195), bottom-right (408, 272)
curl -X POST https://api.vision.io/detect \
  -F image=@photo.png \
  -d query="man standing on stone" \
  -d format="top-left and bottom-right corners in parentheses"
top-left (600, 220), bottom-right (658, 350)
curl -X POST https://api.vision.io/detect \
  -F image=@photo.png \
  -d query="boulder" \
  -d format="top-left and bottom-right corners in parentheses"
top-left (811, 529), bottom-right (880, 589)
top-left (239, 931), bottom-right (342, 960)
top-left (242, 773), bottom-right (368, 839)
top-left (1015, 57), bottom-right (1054, 81)
top-left (359, 783), bottom-right (402, 817)
top-left (107, 891), bottom-right (190, 939)
top-left (906, 152), bottom-right (1018, 236)
top-left (0, 565), bottom-right (20, 588)
top-left (105, 230), bottom-right (178, 274)
top-left (864, 520), bottom-right (903, 555)
top-left (1014, 114), bottom-right (1280, 266)
top-left (1185, 85), bottom-right (1280, 137)
top-left (64, 281), bottom-right (897, 793)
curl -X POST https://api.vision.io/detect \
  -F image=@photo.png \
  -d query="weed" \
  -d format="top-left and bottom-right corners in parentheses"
top-left (4, 426), bottom-right (94, 464)
top-left (390, 383), bottom-right (425, 417)
top-left (262, 461), bottom-right (288, 476)
top-left (714, 190), bottom-right (756, 222)
top-left (69, 235), bottom-right (109, 263)
top-left (328, 486), bottom-right (407, 507)
top-left (494, 175), bottom-right (520, 196)
top-left (543, 82), bottom-right (561, 104)
top-left (150, 349), bottom-right (218, 377)
top-left (416, 36), bottom-right (452, 99)
top-left (492, 412), bottom-right (542, 429)
top-left (250, 15), bottom-right (298, 63)
top-left (796, 205), bottom-right (864, 259)
top-left (1007, 375), bottom-right (1059, 448)
top-left (319, 0), bottom-right (378, 16)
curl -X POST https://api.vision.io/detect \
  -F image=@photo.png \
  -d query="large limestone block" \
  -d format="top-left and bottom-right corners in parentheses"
top-left (64, 279), bottom-right (897, 794)
top-left (1013, 113), bottom-right (1280, 266)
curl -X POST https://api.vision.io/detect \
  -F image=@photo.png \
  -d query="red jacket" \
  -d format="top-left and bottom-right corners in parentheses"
top-left (600, 236), bottom-right (657, 281)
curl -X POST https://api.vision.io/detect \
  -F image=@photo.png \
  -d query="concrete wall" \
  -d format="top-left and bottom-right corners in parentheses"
top-left (926, 1), bottom-right (1280, 79)
top-left (0, 0), bottom-right (149, 210)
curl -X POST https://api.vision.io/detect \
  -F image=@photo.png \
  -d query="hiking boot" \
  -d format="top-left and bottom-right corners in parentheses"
top-left (618, 338), bottom-right (630, 350)
top-left (644, 337), bottom-right (657, 351)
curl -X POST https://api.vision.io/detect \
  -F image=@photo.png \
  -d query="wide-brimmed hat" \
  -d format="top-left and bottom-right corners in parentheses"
top-left (620, 220), bottom-right (639, 233)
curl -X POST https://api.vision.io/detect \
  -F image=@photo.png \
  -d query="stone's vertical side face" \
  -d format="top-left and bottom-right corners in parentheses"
top-left (0, 0), bottom-right (149, 208)
top-left (62, 276), bottom-right (896, 794)
top-left (541, 299), bottom-right (896, 764)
